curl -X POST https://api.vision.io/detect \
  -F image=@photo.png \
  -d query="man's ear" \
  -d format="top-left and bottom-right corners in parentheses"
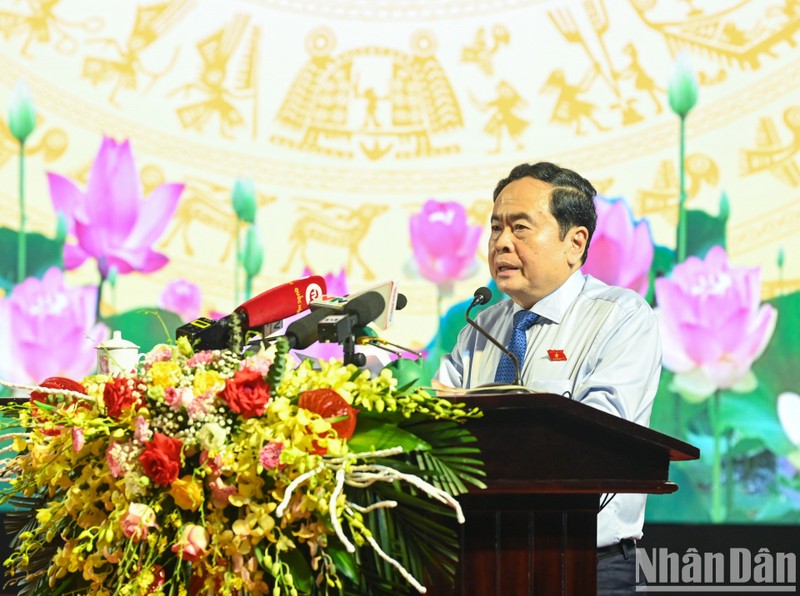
top-left (566, 226), bottom-right (588, 266)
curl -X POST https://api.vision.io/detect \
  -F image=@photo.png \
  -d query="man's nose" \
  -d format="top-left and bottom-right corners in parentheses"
top-left (493, 227), bottom-right (514, 251)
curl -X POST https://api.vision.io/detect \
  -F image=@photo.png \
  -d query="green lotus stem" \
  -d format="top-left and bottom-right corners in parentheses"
top-left (725, 429), bottom-right (734, 516)
top-left (676, 115), bottom-right (687, 264)
top-left (17, 142), bottom-right (26, 283)
top-left (710, 390), bottom-right (724, 523)
top-left (234, 223), bottom-right (241, 305)
top-left (245, 272), bottom-right (253, 301)
top-left (96, 261), bottom-right (107, 322)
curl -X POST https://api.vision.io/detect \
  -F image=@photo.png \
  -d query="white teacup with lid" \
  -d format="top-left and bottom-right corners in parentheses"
top-left (97, 331), bottom-right (141, 375)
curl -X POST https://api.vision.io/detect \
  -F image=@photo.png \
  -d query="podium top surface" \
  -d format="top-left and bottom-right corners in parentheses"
top-left (445, 391), bottom-right (699, 462)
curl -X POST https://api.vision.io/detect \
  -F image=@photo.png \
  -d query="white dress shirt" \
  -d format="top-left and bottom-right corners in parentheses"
top-left (434, 270), bottom-right (662, 547)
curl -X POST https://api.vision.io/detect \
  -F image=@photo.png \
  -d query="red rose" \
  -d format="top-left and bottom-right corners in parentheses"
top-left (222, 369), bottom-right (271, 419)
top-left (146, 565), bottom-right (166, 594)
top-left (139, 432), bottom-right (183, 487)
top-left (103, 377), bottom-right (139, 419)
top-left (30, 377), bottom-right (88, 436)
top-left (298, 388), bottom-right (358, 440)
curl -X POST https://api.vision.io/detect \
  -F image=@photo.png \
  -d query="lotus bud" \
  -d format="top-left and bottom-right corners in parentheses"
top-left (231, 177), bottom-right (257, 224)
top-left (8, 80), bottom-right (36, 144)
top-left (241, 224), bottom-right (263, 278)
top-left (668, 54), bottom-right (699, 118)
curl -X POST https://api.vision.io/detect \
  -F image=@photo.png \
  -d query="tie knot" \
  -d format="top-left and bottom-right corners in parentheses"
top-left (513, 309), bottom-right (538, 332)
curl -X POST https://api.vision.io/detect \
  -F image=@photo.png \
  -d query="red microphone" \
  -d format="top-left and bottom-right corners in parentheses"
top-left (176, 276), bottom-right (326, 350)
top-left (236, 275), bottom-right (326, 328)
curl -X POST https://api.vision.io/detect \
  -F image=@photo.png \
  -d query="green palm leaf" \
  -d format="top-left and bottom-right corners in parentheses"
top-left (335, 415), bottom-right (486, 594)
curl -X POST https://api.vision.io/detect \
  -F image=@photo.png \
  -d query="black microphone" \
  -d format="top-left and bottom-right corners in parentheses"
top-left (284, 290), bottom-right (388, 352)
top-left (318, 291), bottom-right (385, 344)
top-left (396, 293), bottom-right (408, 311)
top-left (284, 307), bottom-right (337, 350)
top-left (465, 287), bottom-right (530, 392)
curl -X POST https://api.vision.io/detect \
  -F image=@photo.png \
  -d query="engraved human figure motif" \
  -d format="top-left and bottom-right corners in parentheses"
top-left (170, 14), bottom-right (256, 138)
top-left (614, 43), bottom-right (663, 114)
top-left (0, 0), bottom-right (101, 56)
top-left (541, 68), bottom-right (609, 135)
top-left (473, 81), bottom-right (529, 153)
top-left (83, 1), bottom-right (189, 105)
top-left (460, 24), bottom-right (509, 75)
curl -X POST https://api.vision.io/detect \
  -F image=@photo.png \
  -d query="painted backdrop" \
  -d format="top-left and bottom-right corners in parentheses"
top-left (0, 0), bottom-right (799, 524)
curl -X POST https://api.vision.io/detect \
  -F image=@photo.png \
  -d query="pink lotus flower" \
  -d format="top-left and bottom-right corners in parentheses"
top-left (159, 279), bottom-right (202, 322)
top-left (0, 267), bottom-right (108, 384)
top-left (655, 246), bottom-right (777, 401)
top-left (47, 136), bottom-right (184, 278)
top-left (171, 524), bottom-right (208, 563)
top-left (583, 196), bottom-right (654, 296)
top-left (410, 200), bottom-right (481, 284)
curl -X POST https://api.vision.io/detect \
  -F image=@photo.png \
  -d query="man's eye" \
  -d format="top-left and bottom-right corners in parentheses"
top-left (514, 224), bottom-right (529, 232)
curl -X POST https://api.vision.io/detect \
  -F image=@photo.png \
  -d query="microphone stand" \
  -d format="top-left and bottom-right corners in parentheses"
top-left (465, 289), bottom-right (531, 394)
top-left (342, 334), bottom-right (367, 367)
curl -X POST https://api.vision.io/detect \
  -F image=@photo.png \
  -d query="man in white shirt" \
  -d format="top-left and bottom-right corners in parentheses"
top-left (434, 162), bottom-right (661, 594)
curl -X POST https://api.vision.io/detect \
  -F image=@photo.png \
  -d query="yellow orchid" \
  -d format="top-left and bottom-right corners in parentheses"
top-left (0, 336), bottom-right (483, 595)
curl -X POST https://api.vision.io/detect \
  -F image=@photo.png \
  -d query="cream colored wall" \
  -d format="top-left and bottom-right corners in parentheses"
top-left (0, 0), bottom-right (797, 349)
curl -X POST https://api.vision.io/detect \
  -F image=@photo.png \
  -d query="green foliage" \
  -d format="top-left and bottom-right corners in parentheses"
top-left (266, 336), bottom-right (291, 392)
top-left (756, 291), bottom-right (800, 395)
top-left (684, 207), bottom-right (727, 259)
top-left (101, 308), bottom-right (184, 353)
top-left (337, 412), bottom-right (486, 593)
top-left (0, 227), bottom-right (62, 293)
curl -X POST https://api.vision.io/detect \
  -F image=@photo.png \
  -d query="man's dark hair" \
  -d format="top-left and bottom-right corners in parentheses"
top-left (493, 162), bottom-right (597, 264)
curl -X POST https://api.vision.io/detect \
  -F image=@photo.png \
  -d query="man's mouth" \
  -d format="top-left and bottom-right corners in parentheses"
top-left (495, 264), bottom-right (518, 273)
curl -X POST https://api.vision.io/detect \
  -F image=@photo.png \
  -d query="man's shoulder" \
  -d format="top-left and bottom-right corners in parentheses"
top-left (580, 275), bottom-right (653, 314)
top-left (475, 297), bottom-right (514, 323)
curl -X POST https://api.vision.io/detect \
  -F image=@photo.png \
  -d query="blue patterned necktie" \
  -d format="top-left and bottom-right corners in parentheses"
top-left (494, 310), bottom-right (538, 384)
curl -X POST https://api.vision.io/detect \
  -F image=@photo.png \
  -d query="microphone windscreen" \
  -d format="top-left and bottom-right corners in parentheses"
top-left (474, 286), bottom-right (493, 305)
top-left (396, 293), bottom-right (408, 310)
top-left (284, 307), bottom-right (334, 349)
top-left (236, 275), bottom-right (326, 327)
top-left (344, 291), bottom-right (385, 327)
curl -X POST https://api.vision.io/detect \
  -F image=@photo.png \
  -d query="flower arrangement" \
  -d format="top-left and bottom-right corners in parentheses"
top-left (0, 336), bottom-right (484, 595)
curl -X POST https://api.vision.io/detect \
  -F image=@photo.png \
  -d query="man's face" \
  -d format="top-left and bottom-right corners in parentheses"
top-left (488, 177), bottom-right (586, 308)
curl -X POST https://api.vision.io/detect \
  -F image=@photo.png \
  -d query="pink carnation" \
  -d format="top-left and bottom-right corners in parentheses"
top-left (259, 442), bottom-right (284, 470)
top-left (106, 441), bottom-right (124, 478)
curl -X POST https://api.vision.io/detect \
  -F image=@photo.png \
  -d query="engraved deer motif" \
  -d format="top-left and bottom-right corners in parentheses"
top-left (281, 201), bottom-right (388, 280)
top-left (161, 178), bottom-right (275, 262)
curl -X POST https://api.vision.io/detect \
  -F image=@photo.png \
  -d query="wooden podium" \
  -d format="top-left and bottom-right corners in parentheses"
top-left (429, 393), bottom-right (699, 596)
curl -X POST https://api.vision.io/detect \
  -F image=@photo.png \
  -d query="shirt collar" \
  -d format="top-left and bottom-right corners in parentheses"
top-left (526, 269), bottom-right (585, 324)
